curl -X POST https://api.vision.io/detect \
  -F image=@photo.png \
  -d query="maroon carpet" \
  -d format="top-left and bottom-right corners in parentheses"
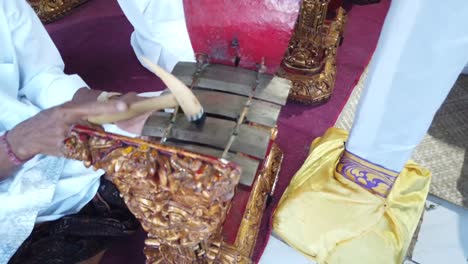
top-left (45, 0), bottom-right (390, 262)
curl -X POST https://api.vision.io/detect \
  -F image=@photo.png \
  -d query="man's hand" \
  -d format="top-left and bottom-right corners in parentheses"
top-left (72, 87), bottom-right (103, 104)
top-left (7, 100), bottom-right (128, 159)
top-left (73, 89), bottom-right (154, 134)
top-left (114, 92), bottom-right (154, 134)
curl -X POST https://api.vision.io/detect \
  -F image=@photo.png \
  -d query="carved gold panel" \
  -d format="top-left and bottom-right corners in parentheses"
top-left (64, 125), bottom-right (283, 263)
top-left (27, 0), bottom-right (90, 23)
top-left (280, 0), bottom-right (347, 104)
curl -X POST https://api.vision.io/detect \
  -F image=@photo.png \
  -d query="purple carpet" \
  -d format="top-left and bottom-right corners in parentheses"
top-left (45, 0), bottom-right (390, 262)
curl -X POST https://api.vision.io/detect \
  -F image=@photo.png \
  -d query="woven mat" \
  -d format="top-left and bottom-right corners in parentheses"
top-left (335, 68), bottom-right (468, 208)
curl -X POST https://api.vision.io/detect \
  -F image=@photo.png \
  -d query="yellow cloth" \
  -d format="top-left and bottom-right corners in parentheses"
top-left (273, 128), bottom-right (431, 264)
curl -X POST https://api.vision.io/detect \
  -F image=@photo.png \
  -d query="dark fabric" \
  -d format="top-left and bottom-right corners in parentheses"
top-left (9, 178), bottom-right (139, 264)
top-left (351, 0), bottom-right (381, 5)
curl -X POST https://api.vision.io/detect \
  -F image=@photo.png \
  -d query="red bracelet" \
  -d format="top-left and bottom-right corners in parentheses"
top-left (1, 131), bottom-right (27, 166)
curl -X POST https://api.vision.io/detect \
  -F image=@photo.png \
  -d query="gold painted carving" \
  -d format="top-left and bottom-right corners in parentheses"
top-left (234, 143), bottom-right (283, 257)
top-left (63, 125), bottom-right (240, 263)
top-left (282, 0), bottom-right (329, 73)
top-left (63, 125), bottom-right (283, 263)
top-left (280, 1), bottom-right (347, 104)
top-left (27, 0), bottom-right (89, 23)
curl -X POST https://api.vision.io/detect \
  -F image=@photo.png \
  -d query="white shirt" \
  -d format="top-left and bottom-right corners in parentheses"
top-left (0, 0), bottom-right (193, 262)
top-left (117, 0), bottom-right (195, 72)
top-left (0, 1), bottom-right (102, 261)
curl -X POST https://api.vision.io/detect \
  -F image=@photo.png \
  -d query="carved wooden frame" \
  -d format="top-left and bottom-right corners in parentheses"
top-left (145, 144), bottom-right (284, 263)
top-left (231, 143), bottom-right (283, 259)
top-left (27, 0), bottom-right (90, 23)
top-left (279, 0), bottom-right (347, 104)
top-left (64, 125), bottom-right (283, 263)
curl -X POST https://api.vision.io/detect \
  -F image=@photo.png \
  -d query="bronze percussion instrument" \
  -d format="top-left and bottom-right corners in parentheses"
top-left (61, 0), bottom-right (348, 262)
top-left (63, 60), bottom-right (291, 263)
top-left (138, 57), bottom-right (291, 263)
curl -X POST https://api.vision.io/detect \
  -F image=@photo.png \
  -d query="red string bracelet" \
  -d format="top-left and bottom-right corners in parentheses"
top-left (0, 131), bottom-right (28, 166)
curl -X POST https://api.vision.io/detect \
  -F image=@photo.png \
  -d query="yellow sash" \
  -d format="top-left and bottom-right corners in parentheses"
top-left (273, 128), bottom-right (430, 264)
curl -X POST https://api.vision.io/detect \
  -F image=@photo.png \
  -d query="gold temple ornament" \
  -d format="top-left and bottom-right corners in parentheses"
top-left (63, 125), bottom-right (242, 263)
top-left (27, 0), bottom-right (90, 23)
top-left (280, 0), bottom-right (347, 104)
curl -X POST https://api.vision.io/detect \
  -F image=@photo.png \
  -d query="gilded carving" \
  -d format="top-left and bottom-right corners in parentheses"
top-left (27, 0), bottom-right (89, 23)
top-left (283, 0), bottom-right (329, 72)
top-left (284, 50), bottom-right (337, 104)
top-left (63, 125), bottom-right (283, 263)
top-left (234, 144), bottom-right (283, 257)
top-left (281, 1), bottom-right (347, 104)
top-left (63, 125), bottom-right (241, 263)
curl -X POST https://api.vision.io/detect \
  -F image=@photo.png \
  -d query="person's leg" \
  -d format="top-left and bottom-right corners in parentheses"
top-left (9, 178), bottom-right (138, 264)
top-left (462, 62), bottom-right (468, 75)
top-left (346, 0), bottom-right (468, 173)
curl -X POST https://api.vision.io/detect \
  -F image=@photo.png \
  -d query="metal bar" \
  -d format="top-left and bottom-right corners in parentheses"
top-left (172, 62), bottom-right (291, 105)
top-left (221, 61), bottom-right (266, 158)
top-left (142, 113), bottom-right (271, 159)
top-left (161, 56), bottom-right (209, 143)
top-left (192, 89), bottom-right (281, 128)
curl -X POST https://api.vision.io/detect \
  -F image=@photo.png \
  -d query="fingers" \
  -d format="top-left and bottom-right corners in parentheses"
top-left (54, 92), bottom-right (158, 136)
top-left (52, 123), bottom-right (72, 157)
top-left (12, 99), bottom-right (125, 158)
top-left (119, 92), bottom-right (139, 104)
top-left (59, 100), bottom-right (128, 122)
top-left (116, 111), bottom-right (153, 134)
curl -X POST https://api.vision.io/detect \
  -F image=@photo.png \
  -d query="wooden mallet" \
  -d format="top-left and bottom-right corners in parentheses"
top-left (88, 57), bottom-right (204, 125)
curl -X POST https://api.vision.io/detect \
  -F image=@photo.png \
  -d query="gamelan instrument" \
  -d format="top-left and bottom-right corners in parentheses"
top-left (63, 62), bottom-right (288, 261)
top-left (62, 0), bottom-right (347, 263)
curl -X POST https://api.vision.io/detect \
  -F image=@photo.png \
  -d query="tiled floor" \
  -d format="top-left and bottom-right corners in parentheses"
top-left (260, 235), bottom-right (314, 264)
top-left (260, 195), bottom-right (468, 264)
top-left (412, 195), bottom-right (468, 264)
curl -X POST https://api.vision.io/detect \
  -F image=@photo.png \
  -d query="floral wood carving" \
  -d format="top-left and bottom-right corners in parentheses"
top-left (282, 0), bottom-right (329, 73)
top-left (233, 143), bottom-right (283, 257)
top-left (280, 0), bottom-right (346, 104)
top-left (63, 125), bottom-right (241, 263)
top-left (64, 124), bottom-right (283, 263)
top-left (27, 0), bottom-right (90, 23)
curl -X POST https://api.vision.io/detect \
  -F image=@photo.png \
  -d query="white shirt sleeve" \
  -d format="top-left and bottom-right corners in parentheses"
top-left (5, 0), bottom-right (88, 110)
top-left (118, 0), bottom-right (195, 72)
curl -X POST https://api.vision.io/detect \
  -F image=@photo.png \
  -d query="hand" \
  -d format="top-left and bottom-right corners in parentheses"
top-left (73, 89), bottom-right (155, 134)
top-left (115, 92), bottom-right (155, 134)
top-left (72, 87), bottom-right (103, 103)
top-left (7, 100), bottom-right (128, 159)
